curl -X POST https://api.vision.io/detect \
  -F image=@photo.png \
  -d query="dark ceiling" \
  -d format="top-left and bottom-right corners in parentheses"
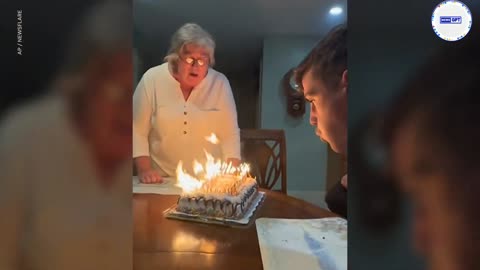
top-left (134, 0), bottom-right (347, 74)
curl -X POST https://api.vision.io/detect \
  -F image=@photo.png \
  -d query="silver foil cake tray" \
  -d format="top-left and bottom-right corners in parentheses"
top-left (164, 191), bottom-right (265, 227)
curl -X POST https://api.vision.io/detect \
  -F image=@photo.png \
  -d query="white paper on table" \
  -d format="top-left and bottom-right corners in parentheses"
top-left (256, 217), bottom-right (347, 270)
top-left (132, 176), bottom-right (182, 195)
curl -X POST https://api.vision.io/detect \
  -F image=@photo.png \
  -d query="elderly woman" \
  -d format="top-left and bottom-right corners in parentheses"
top-left (133, 23), bottom-right (241, 183)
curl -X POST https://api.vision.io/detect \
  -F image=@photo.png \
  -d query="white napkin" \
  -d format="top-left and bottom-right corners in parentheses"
top-left (132, 176), bottom-right (182, 195)
top-left (256, 217), bottom-right (347, 270)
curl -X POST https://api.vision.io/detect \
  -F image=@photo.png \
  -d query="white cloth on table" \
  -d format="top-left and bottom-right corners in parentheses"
top-left (132, 176), bottom-right (182, 195)
top-left (256, 217), bottom-right (347, 270)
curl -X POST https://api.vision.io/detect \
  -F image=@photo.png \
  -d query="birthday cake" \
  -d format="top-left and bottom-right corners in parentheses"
top-left (176, 175), bottom-right (259, 219)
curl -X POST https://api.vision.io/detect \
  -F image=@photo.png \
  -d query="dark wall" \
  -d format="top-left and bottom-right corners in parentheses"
top-left (4, 1), bottom-right (97, 117)
top-left (349, 0), bottom-right (480, 269)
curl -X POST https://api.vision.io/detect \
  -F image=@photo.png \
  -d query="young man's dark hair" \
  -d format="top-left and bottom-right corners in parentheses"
top-left (295, 24), bottom-right (347, 91)
top-left (294, 24), bottom-right (348, 218)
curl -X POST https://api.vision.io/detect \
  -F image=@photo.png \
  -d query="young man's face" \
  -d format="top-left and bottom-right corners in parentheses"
top-left (302, 69), bottom-right (348, 155)
top-left (391, 120), bottom-right (467, 270)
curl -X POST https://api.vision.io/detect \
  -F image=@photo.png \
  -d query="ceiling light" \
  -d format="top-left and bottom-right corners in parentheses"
top-left (329, 6), bottom-right (343, 15)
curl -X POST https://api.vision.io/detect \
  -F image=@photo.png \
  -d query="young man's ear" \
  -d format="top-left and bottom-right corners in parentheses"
top-left (341, 69), bottom-right (348, 92)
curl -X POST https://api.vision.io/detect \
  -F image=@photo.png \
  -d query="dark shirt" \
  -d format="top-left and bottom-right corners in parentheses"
top-left (325, 180), bottom-right (347, 218)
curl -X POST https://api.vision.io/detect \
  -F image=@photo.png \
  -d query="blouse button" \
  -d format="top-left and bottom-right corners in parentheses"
top-left (183, 131), bottom-right (187, 135)
top-left (184, 112), bottom-right (187, 115)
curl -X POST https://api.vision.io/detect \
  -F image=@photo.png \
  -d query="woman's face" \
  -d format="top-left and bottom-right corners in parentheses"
top-left (391, 119), bottom-right (467, 270)
top-left (175, 43), bottom-right (210, 88)
top-left (83, 50), bottom-right (133, 164)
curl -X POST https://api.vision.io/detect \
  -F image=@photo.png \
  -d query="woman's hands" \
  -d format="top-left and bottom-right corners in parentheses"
top-left (135, 156), bottom-right (163, 183)
top-left (135, 157), bottom-right (241, 183)
top-left (139, 170), bottom-right (163, 183)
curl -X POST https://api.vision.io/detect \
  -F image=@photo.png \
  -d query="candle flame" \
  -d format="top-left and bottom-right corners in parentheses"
top-left (193, 160), bottom-right (204, 175)
top-left (176, 161), bottom-right (203, 193)
top-left (175, 135), bottom-right (251, 194)
top-left (205, 133), bottom-right (219, 144)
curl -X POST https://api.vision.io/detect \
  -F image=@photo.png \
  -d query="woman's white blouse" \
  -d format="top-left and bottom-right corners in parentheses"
top-left (133, 63), bottom-right (241, 177)
top-left (0, 96), bottom-right (131, 270)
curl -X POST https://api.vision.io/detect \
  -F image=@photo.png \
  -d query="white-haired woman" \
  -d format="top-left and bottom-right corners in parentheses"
top-left (133, 23), bottom-right (241, 183)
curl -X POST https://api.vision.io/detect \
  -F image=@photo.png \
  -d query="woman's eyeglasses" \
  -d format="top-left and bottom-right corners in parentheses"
top-left (180, 56), bottom-right (207, 67)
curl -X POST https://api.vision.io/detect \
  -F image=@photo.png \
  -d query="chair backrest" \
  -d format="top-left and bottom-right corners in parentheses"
top-left (240, 129), bottom-right (287, 194)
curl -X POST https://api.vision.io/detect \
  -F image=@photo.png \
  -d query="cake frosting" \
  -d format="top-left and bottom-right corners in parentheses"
top-left (176, 175), bottom-right (259, 219)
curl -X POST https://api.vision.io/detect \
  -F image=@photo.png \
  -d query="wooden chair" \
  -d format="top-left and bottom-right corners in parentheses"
top-left (240, 129), bottom-right (287, 194)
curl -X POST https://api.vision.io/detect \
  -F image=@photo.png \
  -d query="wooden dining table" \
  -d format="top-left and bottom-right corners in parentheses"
top-left (133, 189), bottom-right (337, 270)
